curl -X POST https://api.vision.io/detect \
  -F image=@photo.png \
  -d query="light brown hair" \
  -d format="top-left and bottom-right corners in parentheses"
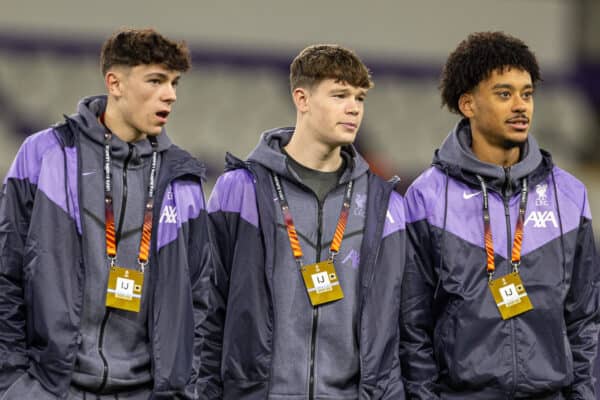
top-left (290, 44), bottom-right (373, 91)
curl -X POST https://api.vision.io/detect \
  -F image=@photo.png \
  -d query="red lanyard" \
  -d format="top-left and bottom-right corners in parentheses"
top-left (271, 173), bottom-right (353, 267)
top-left (104, 131), bottom-right (158, 272)
top-left (476, 175), bottom-right (528, 280)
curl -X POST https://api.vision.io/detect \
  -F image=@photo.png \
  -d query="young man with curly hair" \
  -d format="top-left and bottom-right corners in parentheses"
top-left (400, 31), bottom-right (600, 399)
top-left (0, 28), bottom-right (209, 399)
top-left (201, 44), bottom-right (407, 399)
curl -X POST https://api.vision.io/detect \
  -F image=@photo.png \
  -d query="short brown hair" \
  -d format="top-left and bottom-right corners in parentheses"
top-left (100, 28), bottom-right (191, 75)
top-left (290, 44), bottom-right (373, 91)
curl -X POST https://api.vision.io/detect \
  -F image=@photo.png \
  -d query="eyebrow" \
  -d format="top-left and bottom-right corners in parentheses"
top-left (145, 72), bottom-right (167, 79)
top-left (492, 83), bottom-right (533, 90)
top-left (330, 88), bottom-right (368, 97)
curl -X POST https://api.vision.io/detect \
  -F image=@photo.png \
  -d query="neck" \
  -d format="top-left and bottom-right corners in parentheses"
top-left (284, 129), bottom-right (343, 172)
top-left (103, 99), bottom-right (146, 143)
top-left (471, 131), bottom-right (520, 168)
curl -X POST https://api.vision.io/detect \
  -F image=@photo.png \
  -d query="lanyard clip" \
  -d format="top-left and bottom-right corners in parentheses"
top-left (511, 261), bottom-right (520, 273)
top-left (109, 257), bottom-right (116, 268)
top-left (488, 272), bottom-right (494, 282)
top-left (139, 261), bottom-right (147, 273)
top-left (329, 251), bottom-right (338, 262)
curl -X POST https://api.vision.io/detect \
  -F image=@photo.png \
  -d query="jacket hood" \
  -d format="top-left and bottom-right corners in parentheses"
top-left (434, 118), bottom-right (552, 194)
top-left (246, 127), bottom-right (370, 184)
top-left (67, 95), bottom-right (172, 161)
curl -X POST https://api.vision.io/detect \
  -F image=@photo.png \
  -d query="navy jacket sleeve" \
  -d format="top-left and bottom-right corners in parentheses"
top-left (564, 190), bottom-right (600, 400)
top-left (399, 182), bottom-right (441, 400)
top-left (0, 145), bottom-right (35, 393)
top-left (197, 169), bottom-right (257, 399)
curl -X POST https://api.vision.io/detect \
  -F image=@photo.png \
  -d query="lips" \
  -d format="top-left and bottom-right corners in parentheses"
top-left (339, 122), bottom-right (357, 130)
top-left (506, 116), bottom-right (529, 131)
top-left (156, 110), bottom-right (170, 123)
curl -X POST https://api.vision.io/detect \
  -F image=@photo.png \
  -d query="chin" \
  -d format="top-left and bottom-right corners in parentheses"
top-left (146, 128), bottom-right (163, 136)
top-left (502, 135), bottom-right (528, 149)
top-left (340, 133), bottom-right (358, 145)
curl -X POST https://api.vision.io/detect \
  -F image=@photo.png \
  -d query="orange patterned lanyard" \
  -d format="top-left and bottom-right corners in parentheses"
top-left (271, 172), bottom-right (353, 267)
top-left (476, 175), bottom-right (528, 280)
top-left (104, 131), bottom-right (158, 272)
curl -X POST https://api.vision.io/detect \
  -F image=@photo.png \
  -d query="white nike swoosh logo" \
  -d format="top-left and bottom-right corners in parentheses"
top-left (463, 191), bottom-right (482, 199)
top-left (82, 171), bottom-right (96, 176)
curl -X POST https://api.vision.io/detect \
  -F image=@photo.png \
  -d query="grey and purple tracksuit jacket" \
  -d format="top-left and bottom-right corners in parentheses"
top-left (400, 119), bottom-right (600, 399)
top-left (200, 128), bottom-right (406, 399)
top-left (0, 113), bottom-right (210, 399)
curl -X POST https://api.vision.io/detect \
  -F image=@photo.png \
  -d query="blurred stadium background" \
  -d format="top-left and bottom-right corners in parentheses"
top-left (0, 0), bottom-right (598, 238)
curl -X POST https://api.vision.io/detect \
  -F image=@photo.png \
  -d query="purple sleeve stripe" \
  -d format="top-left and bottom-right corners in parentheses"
top-left (4, 128), bottom-right (60, 185)
top-left (157, 180), bottom-right (205, 251)
top-left (382, 191), bottom-right (406, 239)
top-left (404, 168), bottom-right (444, 224)
top-left (207, 169), bottom-right (259, 228)
top-left (33, 138), bottom-right (82, 234)
top-left (583, 203), bottom-right (592, 220)
top-left (553, 167), bottom-right (592, 220)
top-left (65, 146), bottom-right (82, 234)
top-left (404, 187), bottom-right (429, 224)
top-left (583, 190), bottom-right (592, 220)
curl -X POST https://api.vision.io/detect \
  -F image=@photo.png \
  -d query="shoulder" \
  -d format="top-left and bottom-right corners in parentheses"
top-left (549, 166), bottom-right (591, 218)
top-left (162, 144), bottom-right (206, 177)
top-left (551, 166), bottom-right (587, 197)
top-left (4, 127), bottom-right (64, 185)
top-left (365, 173), bottom-right (406, 234)
top-left (406, 166), bottom-right (447, 197)
top-left (208, 169), bottom-right (257, 214)
top-left (404, 166), bottom-right (447, 223)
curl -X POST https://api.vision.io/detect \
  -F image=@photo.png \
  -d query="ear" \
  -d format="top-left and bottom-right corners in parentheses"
top-left (458, 92), bottom-right (475, 118)
top-left (105, 70), bottom-right (123, 98)
top-left (292, 87), bottom-right (310, 113)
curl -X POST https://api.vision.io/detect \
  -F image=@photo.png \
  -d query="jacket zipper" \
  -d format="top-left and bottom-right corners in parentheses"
top-left (503, 167), bottom-right (518, 397)
top-left (97, 144), bottom-right (134, 392)
top-left (309, 196), bottom-right (324, 400)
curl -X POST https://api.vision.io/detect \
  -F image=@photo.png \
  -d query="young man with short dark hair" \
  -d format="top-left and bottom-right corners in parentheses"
top-left (200, 44), bottom-right (406, 399)
top-left (400, 31), bottom-right (600, 399)
top-left (0, 28), bottom-right (209, 399)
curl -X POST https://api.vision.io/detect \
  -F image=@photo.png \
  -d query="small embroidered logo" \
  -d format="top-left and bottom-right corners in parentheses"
top-left (535, 183), bottom-right (549, 206)
top-left (342, 249), bottom-right (361, 270)
top-left (462, 191), bottom-right (482, 200)
top-left (354, 193), bottom-right (366, 217)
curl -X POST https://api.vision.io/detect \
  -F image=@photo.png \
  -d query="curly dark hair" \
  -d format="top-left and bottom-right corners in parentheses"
top-left (290, 44), bottom-right (373, 91)
top-left (100, 28), bottom-right (191, 75)
top-left (440, 31), bottom-right (541, 115)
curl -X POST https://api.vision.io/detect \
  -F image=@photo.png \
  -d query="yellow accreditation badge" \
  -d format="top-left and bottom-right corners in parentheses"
top-left (488, 271), bottom-right (533, 320)
top-left (301, 259), bottom-right (344, 306)
top-left (105, 266), bottom-right (144, 313)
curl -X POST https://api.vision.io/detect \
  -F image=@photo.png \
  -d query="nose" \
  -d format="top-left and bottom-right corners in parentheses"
top-left (346, 98), bottom-right (361, 115)
top-left (511, 94), bottom-right (528, 113)
top-left (162, 84), bottom-right (177, 104)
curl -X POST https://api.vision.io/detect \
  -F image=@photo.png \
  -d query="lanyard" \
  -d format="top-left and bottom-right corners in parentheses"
top-left (476, 175), bottom-right (528, 280)
top-left (104, 131), bottom-right (158, 272)
top-left (271, 172), bottom-right (353, 267)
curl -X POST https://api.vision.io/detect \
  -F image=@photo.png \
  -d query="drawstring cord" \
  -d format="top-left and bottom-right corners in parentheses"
top-left (433, 168), bottom-right (450, 300)
top-left (550, 169), bottom-right (566, 283)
